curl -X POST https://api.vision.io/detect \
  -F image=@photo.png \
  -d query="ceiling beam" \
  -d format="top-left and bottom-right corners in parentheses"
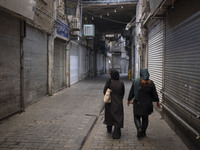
top-left (82, 0), bottom-right (138, 5)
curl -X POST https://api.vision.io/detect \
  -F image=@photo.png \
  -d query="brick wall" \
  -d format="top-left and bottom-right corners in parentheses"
top-left (27, 0), bottom-right (54, 34)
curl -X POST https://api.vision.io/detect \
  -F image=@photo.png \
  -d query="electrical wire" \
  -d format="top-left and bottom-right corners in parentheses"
top-left (35, 7), bottom-right (72, 30)
top-left (84, 10), bottom-right (128, 24)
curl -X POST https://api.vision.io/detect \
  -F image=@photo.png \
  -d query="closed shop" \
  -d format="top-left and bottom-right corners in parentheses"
top-left (23, 25), bottom-right (48, 106)
top-left (126, 59), bottom-right (129, 74)
top-left (121, 58), bottom-right (127, 73)
top-left (53, 38), bottom-right (66, 92)
top-left (97, 53), bottom-right (104, 76)
top-left (91, 51), bottom-right (96, 77)
top-left (106, 57), bottom-right (111, 73)
top-left (163, 0), bottom-right (200, 149)
top-left (148, 19), bottom-right (164, 101)
top-left (0, 11), bottom-right (21, 119)
top-left (70, 41), bottom-right (79, 85)
top-left (112, 53), bottom-right (121, 73)
top-left (79, 45), bottom-right (87, 80)
top-left (88, 50), bottom-right (92, 77)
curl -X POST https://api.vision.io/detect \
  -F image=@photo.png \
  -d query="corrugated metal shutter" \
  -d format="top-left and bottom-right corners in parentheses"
top-left (70, 41), bottom-right (79, 85)
top-left (0, 11), bottom-right (21, 119)
top-left (126, 59), bottom-right (129, 73)
top-left (165, 13), bottom-right (200, 114)
top-left (88, 50), bottom-right (92, 77)
top-left (23, 25), bottom-right (48, 106)
top-left (79, 45), bottom-right (87, 80)
top-left (106, 57), bottom-right (111, 73)
top-left (165, 4), bottom-right (200, 114)
top-left (91, 52), bottom-right (95, 77)
top-left (121, 58), bottom-right (127, 73)
top-left (148, 20), bottom-right (164, 101)
top-left (112, 53), bottom-right (121, 73)
top-left (164, 0), bottom-right (200, 149)
top-left (53, 38), bottom-right (66, 92)
top-left (97, 53), bottom-right (104, 76)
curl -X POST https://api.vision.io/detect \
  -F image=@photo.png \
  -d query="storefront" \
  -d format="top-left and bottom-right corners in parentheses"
top-left (0, 11), bottom-right (21, 119)
top-left (147, 19), bottom-right (164, 101)
top-left (163, 0), bottom-right (200, 149)
top-left (70, 41), bottom-right (79, 85)
top-left (23, 25), bottom-right (48, 106)
top-left (53, 38), bottom-right (66, 92)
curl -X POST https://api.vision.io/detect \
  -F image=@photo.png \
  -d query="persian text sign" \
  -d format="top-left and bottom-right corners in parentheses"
top-left (56, 19), bottom-right (68, 40)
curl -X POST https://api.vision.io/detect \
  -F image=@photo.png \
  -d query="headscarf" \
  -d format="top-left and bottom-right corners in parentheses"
top-left (140, 68), bottom-right (150, 80)
top-left (110, 69), bottom-right (120, 80)
top-left (134, 68), bottom-right (150, 100)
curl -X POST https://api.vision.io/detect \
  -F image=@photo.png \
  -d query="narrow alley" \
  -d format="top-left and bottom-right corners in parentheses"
top-left (0, 0), bottom-right (200, 150)
top-left (0, 75), bottom-right (188, 150)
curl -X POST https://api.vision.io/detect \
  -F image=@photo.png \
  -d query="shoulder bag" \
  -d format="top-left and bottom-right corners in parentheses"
top-left (103, 81), bottom-right (112, 103)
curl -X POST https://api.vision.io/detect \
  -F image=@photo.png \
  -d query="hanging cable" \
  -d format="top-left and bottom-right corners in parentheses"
top-left (84, 10), bottom-right (128, 24)
top-left (35, 7), bottom-right (72, 30)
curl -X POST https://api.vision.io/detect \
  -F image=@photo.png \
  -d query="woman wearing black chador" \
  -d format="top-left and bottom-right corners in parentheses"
top-left (103, 70), bottom-right (125, 139)
top-left (127, 68), bottom-right (160, 139)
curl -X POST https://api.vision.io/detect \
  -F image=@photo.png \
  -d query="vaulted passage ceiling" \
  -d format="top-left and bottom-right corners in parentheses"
top-left (82, 0), bottom-right (138, 34)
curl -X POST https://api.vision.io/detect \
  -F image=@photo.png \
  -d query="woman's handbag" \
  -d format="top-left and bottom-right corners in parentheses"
top-left (104, 88), bottom-right (112, 103)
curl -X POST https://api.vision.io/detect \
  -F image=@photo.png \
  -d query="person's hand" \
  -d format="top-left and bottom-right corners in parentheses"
top-left (157, 102), bottom-right (161, 108)
top-left (127, 101), bottom-right (130, 106)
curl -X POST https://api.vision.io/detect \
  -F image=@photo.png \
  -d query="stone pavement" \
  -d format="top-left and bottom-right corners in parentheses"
top-left (0, 76), bottom-right (107, 150)
top-left (0, 75), bottom-right (189, 150)
top-left (81, 77), bottom-right (189, 150)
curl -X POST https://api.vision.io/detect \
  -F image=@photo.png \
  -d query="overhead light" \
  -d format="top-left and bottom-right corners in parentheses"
top-left (121, 5), bottom-right (123, 9)
top-left (92, 17), bottom-right (94, 20)
top-left (107, 13), bottom-right (109, 16)
top-left (114, 9), bottom-right (116, 12)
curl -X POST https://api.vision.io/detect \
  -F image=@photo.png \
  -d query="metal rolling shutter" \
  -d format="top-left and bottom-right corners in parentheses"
top-left (126, 59), bottom-right (129, 73)
top-left (148, 20), bottom-right (164, 101)
top-left (121, 58), bottom-right (127, 73)
top-left (53, 38), bottom-right (66, 92)
top-left (163, 0), bottom-right (200, 149)
top-left (106, 57), bottom-right (111, 73)
top-left (70, 41), bottom-right (79, 85)
top-left (23, 25), bottom-right (48, 106)
top-left (112, 53), bottom-right (121, 73)
top-left (79, 45), bottom-right (87, 80)
top-left (97, 53), bottom-right (104, 76)
top-left (91, 52), bottom-right (96, 77)
top-left (0, 11), bottom-right (21, 119)
top-left (165, 13), bottom-right (200, 114)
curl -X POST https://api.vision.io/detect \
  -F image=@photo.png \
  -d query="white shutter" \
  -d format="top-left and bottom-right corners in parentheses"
top-left (148, 20), bottom-right (164, 101)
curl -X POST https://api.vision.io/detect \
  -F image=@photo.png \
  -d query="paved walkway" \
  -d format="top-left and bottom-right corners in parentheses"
top-left (0, 76), bottom-right (106, 150)
top-left (0, 75), bottom-right (189, 150)
top-left (81, 76), bottom-right (189, 150)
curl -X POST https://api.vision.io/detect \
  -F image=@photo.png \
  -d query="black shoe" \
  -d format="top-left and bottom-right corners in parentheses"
top-left (141, 131), bottom-right (146, 137)
top-left (137, 131), bottom-right (142, 139)
top-left (112, 135), bottom-right (120, 139)
top-left (107, 126), bottom-right (112, 133)
top-left (107, 130), bottom-right (112, 133)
